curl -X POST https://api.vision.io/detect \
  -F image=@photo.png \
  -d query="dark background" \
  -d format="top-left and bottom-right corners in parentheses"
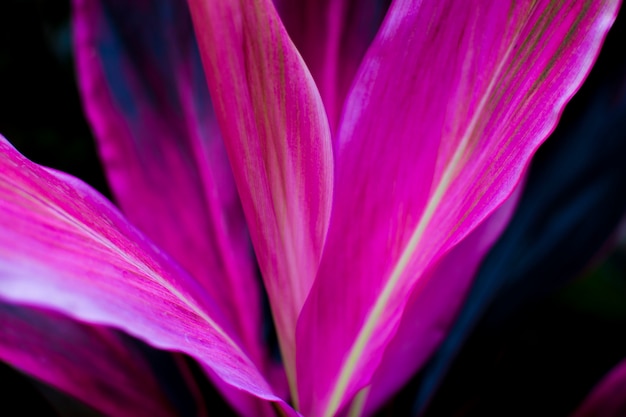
top-left (0, 0), bottom-right (109, 196)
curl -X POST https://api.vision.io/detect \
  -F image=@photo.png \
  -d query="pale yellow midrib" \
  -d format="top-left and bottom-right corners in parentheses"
top-left (321, 28), bottom-right (521, 417)
top-left (15, 186), bottom-right (260, 381)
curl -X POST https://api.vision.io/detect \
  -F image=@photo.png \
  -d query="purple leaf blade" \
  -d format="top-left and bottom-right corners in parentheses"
top-left (0, 136), bottom-right (293, 415)
top-left (278, 0), bottom-right (387, 133)
top-left (363, 185), bottom-right (522, 414)
top-left (187, 0), bottom-right (334, 397)
top-left (0, 303), bottom-right (177, 417)
top-left (296, 1), bottom-right (621, 416)
top-left (72, 0), bottom-right (272, 388)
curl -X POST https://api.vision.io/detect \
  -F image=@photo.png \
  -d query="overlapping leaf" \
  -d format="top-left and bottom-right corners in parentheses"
top-left (296, 1), bottom-right (620, 416)
top-left (0, 136), bottom-right (294, 414)
top-left (0, 303), bottom-right (177, 417)
top-left (361, 185), bottom-right (522, 414)
top-left (72, 0), bottom-right (270, 383)
top-left (278, 0), bottom-right (388, 132)
top-left (187, 0), bottom-right (334, 398)
top-left (411, 14), bottom-right (626, 412)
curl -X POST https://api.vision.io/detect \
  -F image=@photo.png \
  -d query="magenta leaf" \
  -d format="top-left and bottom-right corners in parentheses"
top-left (362, 184), bottom-right (523, 414)
top-left (72, 0), bottom-right (272, 387)
top-left (0, 303), bottom-right (177, 417)
top-left (0, 136), bottom-right (293, 414)
top-left (571, 358), bottom-right (626, 417)
top-left (296, 1), bottom-right (621, 415)
top-left (187, 0), bottom-right (334, 400)
top-left (1, 1), bottom-right (622, 415)
top-left (278, 0), bottom-right (388, 132)
top-left (411, 23), bottom-right (626, 411)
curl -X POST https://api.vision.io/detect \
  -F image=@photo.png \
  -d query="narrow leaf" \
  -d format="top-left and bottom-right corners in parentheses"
top-left (187, 0), bottom-right (334, 394)
top-left (72, 0), bottom-right (272, 388)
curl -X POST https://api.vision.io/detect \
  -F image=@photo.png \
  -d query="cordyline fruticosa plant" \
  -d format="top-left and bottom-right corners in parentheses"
top-left (0, 0), bottom-right (624, 416)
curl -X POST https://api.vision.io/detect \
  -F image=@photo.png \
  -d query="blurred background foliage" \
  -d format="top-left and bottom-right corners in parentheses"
top-left (0, 1), bottom-right (625, 416)
top-left (0, 0), bottom-right (109, 197)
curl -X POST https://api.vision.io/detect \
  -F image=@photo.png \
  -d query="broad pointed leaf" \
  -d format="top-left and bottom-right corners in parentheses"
top-left (187, 0), bottom-right (334, 394)
top-left (72, 0), bottom-right (271, 387)
top-left (0, 303), bottom-right (177, 417)
top-left (411, 13), bottom-right (626, 413)
top-left (296, 1), bottom-right (620, 415)
top-left (0, 136), bottom-right (293, 414)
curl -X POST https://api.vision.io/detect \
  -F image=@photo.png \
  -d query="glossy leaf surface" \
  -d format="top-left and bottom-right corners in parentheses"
top-left (296, 1), bottom-right (620, 415)
top-left (362, 185), bottom-right (522, 414)
top-left (0, 136), bottom-right (288, 411)
top-left (188, 0), bottom-right (334, 391)
top-left (411, 15), bottom-right (626, 412)
top-left (72, 0), bottom-right (268, 378)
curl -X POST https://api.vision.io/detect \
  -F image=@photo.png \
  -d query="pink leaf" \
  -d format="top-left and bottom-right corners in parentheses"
top-left (187, 0), bottom-right (334, 398)
top-left (72, 0), bottom-right (274, 391)
top-left (0, 136), bottom-right (293, 415)
top-left (0, 303), bottom-right (177, 417)
top-left (363, 184), bottom-right (522, 414)
top-left (296, 1), bottom-right (620, 415)
top-left (278, 0), bottom-right (387, 133)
